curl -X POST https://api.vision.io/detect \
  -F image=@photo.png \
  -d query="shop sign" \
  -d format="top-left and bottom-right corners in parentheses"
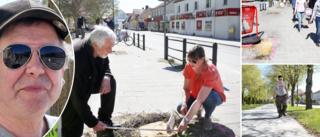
top-left (196, 20), bottom-right (202, 30)
top-left (172, 22), bottom-right (175, 28)
top-left (215, 9), bottom-right (226, 17)
top-left (226, 8), bottom-right (240, 16)
top-left (170, 16), bottom-right (175, 20)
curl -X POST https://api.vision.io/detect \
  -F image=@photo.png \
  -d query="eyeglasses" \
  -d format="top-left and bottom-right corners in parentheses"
top-left (187, 59), bottom-right (197, 64)
top-left (278, 79), bottom-right (283, 80)
top-left (0, 44), bottom-right (66, 71)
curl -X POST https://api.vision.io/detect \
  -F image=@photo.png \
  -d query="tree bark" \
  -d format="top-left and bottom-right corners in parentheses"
top-left (306, 65), bottom-right (313, 110)
top-left (291, 83), bottom-right (295, 106)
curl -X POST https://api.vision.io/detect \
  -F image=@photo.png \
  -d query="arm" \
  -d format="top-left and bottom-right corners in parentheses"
top-left (295, 1), bottom-right (298, 13)
top-left (178, 86), bottom-right (212, 132)
top-left (180, 79), bottom-right (190, 116)
top-left (310, 2), bottom-right (319, 22)
top-left (273, 89), bottom-right (276, 100)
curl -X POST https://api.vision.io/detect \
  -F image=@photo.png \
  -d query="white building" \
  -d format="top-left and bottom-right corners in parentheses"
top-left (313, 90), bottom-right (320, 103)
top-left (169, 0), bottom-right (240, 40)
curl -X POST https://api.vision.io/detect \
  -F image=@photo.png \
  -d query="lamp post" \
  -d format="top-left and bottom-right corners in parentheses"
top-left (159, 0), bottom-right (166, 59)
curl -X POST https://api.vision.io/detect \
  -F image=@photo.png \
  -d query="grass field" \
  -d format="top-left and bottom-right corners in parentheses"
top-left (287, 106), bottom-right (320, 136)
top-left (242, 104), bottom-right (267, 110)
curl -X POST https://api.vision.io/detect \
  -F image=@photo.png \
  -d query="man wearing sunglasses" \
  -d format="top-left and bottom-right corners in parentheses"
top-left (62, 26), bottom-right (119, 136)
top-left (0, 0), bottom-right (69, 137)
top-left (273, 75), bottom-right (289, 118)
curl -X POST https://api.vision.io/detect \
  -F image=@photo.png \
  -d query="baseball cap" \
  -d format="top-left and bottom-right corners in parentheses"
top-left (0, 0), bottom-right (69, 40)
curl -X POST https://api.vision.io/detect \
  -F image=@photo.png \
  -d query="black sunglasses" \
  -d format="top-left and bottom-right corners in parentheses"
top-left (0, 44), bottom-right (66, 71)
top-left (187, 59), bottom-right (197, 64)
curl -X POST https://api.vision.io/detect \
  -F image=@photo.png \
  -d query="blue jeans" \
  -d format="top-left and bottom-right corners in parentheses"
top-left (177, 91), bottom-right (223, 118)
top-left (297, 12), bottom-right (304, 31)
top-left (316, 17), bottom-right (320, 43)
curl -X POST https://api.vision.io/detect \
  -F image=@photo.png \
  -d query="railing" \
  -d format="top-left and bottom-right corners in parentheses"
top-left (133, 33), bottom-right (145, 51)
top-left (164, 36), bottom-right (218, 67)
top-left (260, 3), bottom-right (267, 11)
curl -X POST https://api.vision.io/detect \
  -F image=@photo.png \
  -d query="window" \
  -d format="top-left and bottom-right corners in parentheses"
top-left (176, 22), bottom-right (180, 29)
top-left (195, 1), bottom-right (198, 10)
top-left (185, 3), bottom-right (189, 12)
top-left (206, 0), bottom-right (211, 8)
top-left (224, 0), bottom-right (227, 5)
top-left (178, 5), bottom-right (180, 13)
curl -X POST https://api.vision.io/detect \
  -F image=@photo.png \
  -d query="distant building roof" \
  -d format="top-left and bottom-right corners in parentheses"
top-left (314, 90), bottom-right (320, 94)
top-left (154, 0), bottom-right (174, 9)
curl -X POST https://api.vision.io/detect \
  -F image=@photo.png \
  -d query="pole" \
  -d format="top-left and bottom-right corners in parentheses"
top-left (165, 36), bottom-right (168, 60)
top-left (164, 0), bottom-right (167, 60)
top-left (183, 39), bottom-right (186, 67)
top-left (212, 43), bottom-right (217, 66)
top-left (143, 34), bottom-right (145, 51)
top-left (113, 0), bottom-right (115, 32)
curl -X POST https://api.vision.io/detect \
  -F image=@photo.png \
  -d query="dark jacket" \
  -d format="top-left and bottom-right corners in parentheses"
top-left (67, 39), bottom-right (112, 127)
top-left (103, 19), bottom-right (114, 30)
top-left (77, 16), bottom-right (86, 28)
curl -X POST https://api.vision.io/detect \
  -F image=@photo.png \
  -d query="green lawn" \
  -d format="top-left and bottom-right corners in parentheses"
top-left (287, 106), bottom-right (320, 135)
top-left (242, 104), bottom-right (266, 110)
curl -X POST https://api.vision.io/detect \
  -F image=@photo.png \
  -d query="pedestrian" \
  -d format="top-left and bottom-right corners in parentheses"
top-left (309, 0), bottom-right (317, 9)
top-left (292, 0), bottom-right (297, 21)
top-left (176, 45), bottom-right (226, 132)
top-left (104, 17), bottom-right (115, 31)
top-left (78, 12), bottom-right (86, 39)
top-left (273, 75), bottom-right (289, 118)
top-left (0, 0), bottom-right (70, 136)
top-left (309, 0), bottom-right (320, 46)
top-left (294, 0), bottom-right (307, 32)
top-left (62, 26), bottom-right (120, 137)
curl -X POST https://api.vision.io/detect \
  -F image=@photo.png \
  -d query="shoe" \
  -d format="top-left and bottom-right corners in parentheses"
top-left (278, 113), bottom-right (282, 118)
top-left (203, 118), bottom-right (213, 130)
top-left (99, 117), bottom-right (121, 127)
top-left (316, 43), bottom-right (320, 47)
top-left (283, 113), bottom-right (286, 116)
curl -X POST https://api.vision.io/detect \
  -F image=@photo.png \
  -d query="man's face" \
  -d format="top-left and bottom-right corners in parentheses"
top-left (96, 39), bottom-right (114, 59)
top-left (0, 22), bottom-right (65, 117)
top-left (82, 12), bottom-right (86, 17)
top-left (278, 77), bottom-right (283, 82)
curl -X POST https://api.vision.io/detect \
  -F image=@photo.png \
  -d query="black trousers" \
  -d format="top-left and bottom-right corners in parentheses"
top-left (276, 94), bottom-right (287, 114)
top-left (61, 77), bottom-right (116, 137)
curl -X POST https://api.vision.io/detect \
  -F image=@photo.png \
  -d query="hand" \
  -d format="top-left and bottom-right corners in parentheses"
top-left (81, 26), bottom-right (84, 29)
top-left (294, 12), bottom-right (296, 15)
top-left (273, 96), bottom-right (275, 100)
top-left (180, 103), bottom-right (188, 116)
top-left (93, 121), bottom-right (107, 131)
top-left (177, 118), bottom-right (188, 132)
top-left (287, 95), bottom-right (289, 99)
top-left (100, 76), bottom-right (111, 95)
top-left (309, 19), bottom-right (313, 24)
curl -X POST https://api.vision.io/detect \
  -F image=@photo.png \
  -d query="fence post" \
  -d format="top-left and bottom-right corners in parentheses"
top-left (138, 33), bottom-right (140, 48)
top-left (143, 34), bottom-right (145, 51)
top-left (183, 38), bottom-right (187, 67)
top-left (133, 33), bottom-right (135, 46)
top-left (165, 36), bottom-right (168, 60)
top-left (212, 43), bottom-right (217, 66)
top-left (260, 4), bottom-right (262, 11)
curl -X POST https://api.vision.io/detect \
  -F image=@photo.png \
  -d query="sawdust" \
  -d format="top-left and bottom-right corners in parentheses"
top-left (242, 36), bottom-right (274, 58)
top-left (139, 121), bottom-right (175, 137)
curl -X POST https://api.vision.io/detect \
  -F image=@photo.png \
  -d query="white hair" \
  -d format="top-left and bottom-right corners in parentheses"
top-left (89, 26), bottom-right (116, 48)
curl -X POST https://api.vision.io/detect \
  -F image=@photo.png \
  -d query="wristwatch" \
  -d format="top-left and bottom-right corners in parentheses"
top-left (184, 116), bottom-right (189, 123)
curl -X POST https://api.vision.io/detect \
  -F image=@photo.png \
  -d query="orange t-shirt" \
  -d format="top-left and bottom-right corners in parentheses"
top-left (182, 62), bottom-right (226, 102)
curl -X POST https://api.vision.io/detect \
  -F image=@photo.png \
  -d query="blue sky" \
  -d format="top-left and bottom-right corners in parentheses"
top-left (257, 65), bottom-right (320, 93)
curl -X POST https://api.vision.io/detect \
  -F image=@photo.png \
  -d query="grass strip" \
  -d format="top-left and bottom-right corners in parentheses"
top-left (242, 104), bottom-right (267, 110)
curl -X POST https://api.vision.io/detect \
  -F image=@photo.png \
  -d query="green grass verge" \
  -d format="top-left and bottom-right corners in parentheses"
top-left (242, 104), bottom-right (266, 110)
top-left (287, 106), bottom-right (320, 135)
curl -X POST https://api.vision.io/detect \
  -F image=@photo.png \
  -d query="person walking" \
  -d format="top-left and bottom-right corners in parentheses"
top-left (273, 75), bottom-right (289, 118)
top-left (77, 12), bottom-right (86, 39)
top-left (309, 0), bottom-right (320, 46)
top-left (292, 0), bottom-right (297, 21)
top-left (295, 0), bottom-right (307, 32)
top-left (104, 17), bottom-right (115, 31)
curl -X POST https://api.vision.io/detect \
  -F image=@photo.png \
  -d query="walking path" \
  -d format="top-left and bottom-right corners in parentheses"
top-left (242, 104), bottom-right (314, 137)
top-left (242, 2), bottom-right (320, 63)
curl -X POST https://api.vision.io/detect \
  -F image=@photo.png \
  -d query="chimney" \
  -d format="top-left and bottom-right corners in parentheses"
top-left (146, 5), bottom-right (149, 9)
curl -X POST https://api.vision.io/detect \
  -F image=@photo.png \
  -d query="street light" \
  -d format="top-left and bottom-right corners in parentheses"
top-left (159, 0), bottom-right (166, 59)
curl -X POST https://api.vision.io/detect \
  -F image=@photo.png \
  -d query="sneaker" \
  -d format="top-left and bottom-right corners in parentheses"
top-left (283, 113), bottom-right (286, 116)
top-left (99, 117), bottom-right (121, 127)
top-left (278, 113), bottom-right (282, 118)
top-left (316, 43), bottom-right (320, 47)
top-left (203, 118), bottom-right (213, 130)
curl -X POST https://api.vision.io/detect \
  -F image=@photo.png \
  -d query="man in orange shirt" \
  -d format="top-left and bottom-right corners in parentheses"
top-left (176, 45), bottom-right (226, 131)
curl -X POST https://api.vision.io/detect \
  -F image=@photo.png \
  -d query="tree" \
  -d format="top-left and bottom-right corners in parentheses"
top-left (305, 65), bottom-right (313, 110)
top-left (53, 0), bottom-right (119, 37)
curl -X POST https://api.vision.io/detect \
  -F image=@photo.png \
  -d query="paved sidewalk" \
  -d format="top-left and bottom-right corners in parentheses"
top-left (72, 32), bottom-right (240, 136)
top-left (242, 3), bottom-right (320, 63)
top-left (242, 104), bottom-right (314, 137)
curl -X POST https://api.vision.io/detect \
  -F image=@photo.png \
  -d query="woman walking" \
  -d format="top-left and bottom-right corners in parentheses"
top-left (295, 0), bottom-right (307, 32)
top-left (176, 45), bottom-right (226, 132)
top-left (309, 0), bottom-right (320, 46)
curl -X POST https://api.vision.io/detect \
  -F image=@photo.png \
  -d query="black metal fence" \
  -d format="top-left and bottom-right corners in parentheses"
top-left (164, 36), bottom-right (218, 67)
top-left (133, 33), bottom-right (145, 51)
top-left (260, 3), bottom-right (267, 11)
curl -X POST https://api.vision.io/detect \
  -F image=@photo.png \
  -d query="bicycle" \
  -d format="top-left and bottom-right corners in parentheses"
top-left (115, 31), bottom-right (133, 46)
